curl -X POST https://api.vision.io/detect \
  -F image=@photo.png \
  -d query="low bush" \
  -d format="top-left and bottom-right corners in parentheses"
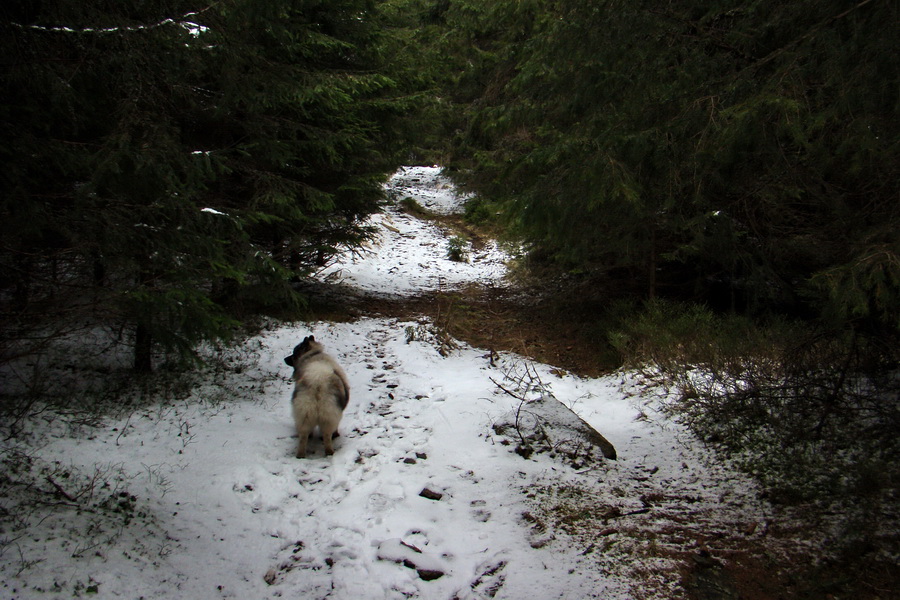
top-left (399, 196), bottom-right (432, 218)
top-left (463, 197), bottom-right (495, 225)
top-left (611, 300), bottom-right (900, 559)
top-left (446, 236), bottom-right (470, 262)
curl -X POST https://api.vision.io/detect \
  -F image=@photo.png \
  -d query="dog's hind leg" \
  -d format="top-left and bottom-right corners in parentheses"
top-left (295, 421), bottom-right (314, 459)
top-left (319, 407), bottom-right (342, 456)
top-left (320, 421), bottom-right (337, 456)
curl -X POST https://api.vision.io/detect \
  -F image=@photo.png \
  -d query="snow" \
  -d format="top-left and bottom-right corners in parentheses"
top-left (316, 166), bottom-right (512, 295)
top-left (17, 9), bottom-right (211, 36)
top-left (1, 167), bottom-right (779, 599)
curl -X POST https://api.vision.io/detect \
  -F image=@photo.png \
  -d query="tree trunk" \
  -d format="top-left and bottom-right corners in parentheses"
top-left (134, 323), bottom-right (152, 372)
top-left (648, 225), bottom-right (657, 300)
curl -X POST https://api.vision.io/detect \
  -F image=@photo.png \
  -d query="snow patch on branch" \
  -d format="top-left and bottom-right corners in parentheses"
top-left (13, 7), bottom-right (212, 36)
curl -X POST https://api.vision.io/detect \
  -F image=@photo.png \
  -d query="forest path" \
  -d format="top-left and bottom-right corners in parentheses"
top-left (305, 166), bottom-right (619, 378)
top-left (269, 167), bottom-right (802, 599)
top-left (0, 167), bottom-right (807, 600)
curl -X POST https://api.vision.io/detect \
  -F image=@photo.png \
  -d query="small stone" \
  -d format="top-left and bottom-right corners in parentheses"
top-left (419, 488), bottom-right (443, 501)
top-left (417, 568), bottom-right (445, 581)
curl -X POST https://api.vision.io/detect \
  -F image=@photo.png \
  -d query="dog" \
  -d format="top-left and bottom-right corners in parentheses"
top-left (284, 335), bottom-right (350, 458)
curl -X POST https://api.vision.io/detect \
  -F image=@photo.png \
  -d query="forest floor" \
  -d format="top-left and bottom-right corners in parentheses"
top-left (303, 168), bottom-right (872, 599)
top-left (0, 167), bottom-right (887, 599)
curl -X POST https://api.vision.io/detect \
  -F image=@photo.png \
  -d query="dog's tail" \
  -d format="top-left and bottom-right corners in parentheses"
top-left (332, 374), bottom-right (349, 411)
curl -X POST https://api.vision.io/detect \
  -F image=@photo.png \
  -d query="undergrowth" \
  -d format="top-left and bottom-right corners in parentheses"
top-left (0, 324), bottom-right (283, 582)
top-left (0, 321), bottom-right (277, 425)
top-left (610, 299), bottom-right (900, 584)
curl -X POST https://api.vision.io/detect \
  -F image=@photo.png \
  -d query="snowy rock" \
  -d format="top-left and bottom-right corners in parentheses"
top-left (492, 394), bottom-right (618, 465)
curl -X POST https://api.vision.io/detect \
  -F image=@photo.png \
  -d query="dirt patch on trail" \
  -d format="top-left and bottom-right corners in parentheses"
top-left (302, 279), bottom-right (622, 378)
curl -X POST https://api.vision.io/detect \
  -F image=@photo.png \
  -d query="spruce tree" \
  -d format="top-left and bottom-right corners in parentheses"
top-left (439, 0), bottom-right (899, 327)
top-left (0, 0), bottom-right (411, 371)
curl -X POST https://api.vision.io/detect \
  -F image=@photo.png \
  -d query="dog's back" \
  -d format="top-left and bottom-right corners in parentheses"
top-left (285, 336), bottom-right (349, 458)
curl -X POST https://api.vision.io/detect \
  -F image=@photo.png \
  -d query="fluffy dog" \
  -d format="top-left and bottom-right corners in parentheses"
top-left (284, 335), bottom-right (350, 458)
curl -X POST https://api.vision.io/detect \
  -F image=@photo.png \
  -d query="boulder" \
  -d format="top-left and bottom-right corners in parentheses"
top-left (492, 395), bottom-right (617, 466)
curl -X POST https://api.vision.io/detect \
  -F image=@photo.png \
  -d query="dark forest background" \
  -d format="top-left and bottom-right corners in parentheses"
top-left (2, 1), bottom-right (898, 593)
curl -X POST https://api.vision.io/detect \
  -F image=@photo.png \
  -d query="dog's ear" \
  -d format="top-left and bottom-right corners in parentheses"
top-left (305, 335), bottom-right (315, 343)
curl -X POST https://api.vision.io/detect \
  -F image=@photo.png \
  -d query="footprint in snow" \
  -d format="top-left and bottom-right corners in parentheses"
top-left (467, 559), bottom-right (508, 598)
top-left (470, 499), bottom-right (492, 523)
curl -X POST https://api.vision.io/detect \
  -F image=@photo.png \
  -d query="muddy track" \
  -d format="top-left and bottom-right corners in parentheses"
top-left (302, 278), bottom-right (623, 379)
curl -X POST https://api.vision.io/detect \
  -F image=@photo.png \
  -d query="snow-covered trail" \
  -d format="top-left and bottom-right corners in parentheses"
top-left (239, 322), bottom-right (626, 600)
top-left (316, 166), bottom-right (510, 295)
top-left (11, 319), bottom-right (761, 600)
top-left (1, 167), bottom-right (777, 600)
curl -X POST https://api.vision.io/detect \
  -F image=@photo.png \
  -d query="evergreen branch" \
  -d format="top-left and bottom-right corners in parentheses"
top-left (648, 9), bottom-right (753, 63)
top-left (745, 0), bottom-right (879, 73)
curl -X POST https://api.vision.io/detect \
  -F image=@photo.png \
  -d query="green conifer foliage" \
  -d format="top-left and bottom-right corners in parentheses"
top-left (0, 0), bottom-right (409, 370)
top-left (440, 0), bottom-right (898, 330)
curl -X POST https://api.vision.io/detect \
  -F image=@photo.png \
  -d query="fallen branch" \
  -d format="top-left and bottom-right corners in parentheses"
top-left (489, 376), bottom-right (528, 402)
top-left (45, 476), bottom-right (77, 503)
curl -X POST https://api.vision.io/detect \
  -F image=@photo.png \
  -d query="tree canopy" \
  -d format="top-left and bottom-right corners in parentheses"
top-left (1, 0), bottom-right (413, 370)
top-left (3, 0), bottom-right (898, 366)
top-left (431, 0), bottom-right (899, 332)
